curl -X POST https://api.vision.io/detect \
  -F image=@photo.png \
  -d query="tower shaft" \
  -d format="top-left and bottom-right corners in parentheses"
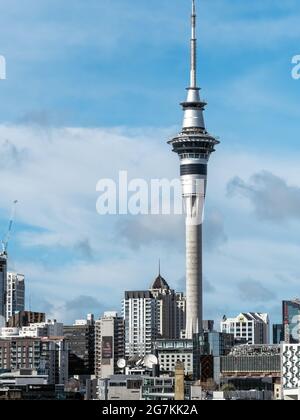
top-left (186, 223), bottom-right (202, 338)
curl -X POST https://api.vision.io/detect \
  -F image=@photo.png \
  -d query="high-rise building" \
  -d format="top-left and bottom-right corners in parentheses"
top-left (7, 311), bottom-right (45, 328)
top-left (64, 314), bottom-right (95, 375)
top-left (123, 275), bottom-right (186, 357)
top-left (95, 312), bottom-right (125, 379)
top-left (149, 275), bottom-right (186, 340)
top-left (221, 313), bottom-right (270, 345)
top-left (282, 299), bottom-right (300, 344)
top-left (123, 291), bottom-right (156, 358)
top-left (273, 324), bottom-right (284, 344)
top-left (6, 272), bottom-right (25, 322)
top-left (168, 0), bottom-right (219, 339)
top-left (0, 254), bottom-right (7, 323)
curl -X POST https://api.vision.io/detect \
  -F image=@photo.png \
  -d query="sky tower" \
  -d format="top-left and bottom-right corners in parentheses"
top-left (168, 0), bottom-right (219, 339)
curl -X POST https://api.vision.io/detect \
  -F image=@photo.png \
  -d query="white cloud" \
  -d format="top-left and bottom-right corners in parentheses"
top-left (1, 123), bottom-right (299, 323)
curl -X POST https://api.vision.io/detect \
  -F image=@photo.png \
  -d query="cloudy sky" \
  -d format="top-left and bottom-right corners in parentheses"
top-left (0, 0), bottom-right (300, 326)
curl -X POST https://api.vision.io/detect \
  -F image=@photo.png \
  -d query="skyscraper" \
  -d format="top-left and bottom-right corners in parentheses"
top-left (6, 272), bottom-right (25, 322)
top-left (168, 0), bottom-right (219, 339)
top-left (282, 299), bottom-right (300, 344)
top-left (123, 275), bottom-right (186, 357)
top-left (0, 254), bottom-right (7, 323)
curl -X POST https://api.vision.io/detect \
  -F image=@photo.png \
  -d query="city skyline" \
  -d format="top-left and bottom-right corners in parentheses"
top-left (0, 0), bottom-right (300, 324)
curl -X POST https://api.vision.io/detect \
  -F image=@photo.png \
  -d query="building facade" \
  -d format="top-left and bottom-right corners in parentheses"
top-left (282, 299), bottom-right (300, 344)
top-left (123, 275), bottom-right (186, 358)
top-left (273, 324), bottom-right (284, 344)
top-left (220, 344), bottom-right (281, 378)
top-left (221, 313), bottom-right (269, 345)
top-left (98, 375), bottom-right (142, 401)
top-left (7, 311), bottom-right (45, 328)
top-left (19, 320), bottom-right (64, 338)
top-left (154, 339), bottom-right (194, 376)
top-left (64, 315), bottom-right (95, 376)
top-left (95, 312), bottom-right (125, 379)
top-left (6, 273), bottom-right (25, 322)
top-left (0, 337), bottom-right (68, 385)
top-left (0, 255), bottom-right (7, 323)
top-left (281, 343), bottom-right (300, 399)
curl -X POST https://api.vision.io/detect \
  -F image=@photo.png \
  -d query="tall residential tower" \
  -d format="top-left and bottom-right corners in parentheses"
top-left (168, 0), bottom-right (219, 339)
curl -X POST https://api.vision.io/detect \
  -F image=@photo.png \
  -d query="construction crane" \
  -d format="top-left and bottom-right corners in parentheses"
top-left (1, 200), bottom-right (18, 256)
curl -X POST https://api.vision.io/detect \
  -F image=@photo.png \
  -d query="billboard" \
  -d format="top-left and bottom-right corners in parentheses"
top-left (102, 336), bottom-right (113, 363)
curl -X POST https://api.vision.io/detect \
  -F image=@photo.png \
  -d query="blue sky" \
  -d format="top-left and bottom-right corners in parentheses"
top-left (0, 0), bottom-right (300, 326)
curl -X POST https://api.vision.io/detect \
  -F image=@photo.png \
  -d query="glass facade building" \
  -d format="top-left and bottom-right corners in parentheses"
top-left (282, 300), bottom-right (300, 344)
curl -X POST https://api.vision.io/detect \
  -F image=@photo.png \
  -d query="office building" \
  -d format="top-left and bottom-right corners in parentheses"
top-left (6, 272), bottom-right (25, 322)
top-left (6, 273), bottom-right (25, 322)
top-left (282, 299), bottom-right (300, 344)
top-left (0, 337), bottom-right (68, 385)
top-left (64, 314), bottom-right (95, 375)
top-left (273, 324), bottom-right (284, 344)
top-left (220, 344), bottom-right (281, 378)
top-left (203, 320), bottom-right (214, 332)
top-left (0, 255), bottom-right (7, 323)
top-left (98, 375), bottom-right (142, 401)
top-left (7, 311), bottom-right (45, 328)
top-left (154, 339), bottom-right (194, 376)
top-left (221, 313), bottom-right (269, 345)
top-left (95, 312), bottom-right (124, 379)
top-left (19, 319), bottom-right (63, 338)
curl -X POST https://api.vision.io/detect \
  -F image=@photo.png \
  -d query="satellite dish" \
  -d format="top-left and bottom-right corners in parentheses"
top-left (144, 354), bottom-right (158, 369)
top-left (117, 358), bottom-right (126, 369)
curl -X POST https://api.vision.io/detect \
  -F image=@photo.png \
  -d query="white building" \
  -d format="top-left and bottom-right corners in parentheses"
top-left (0, 320), bottom-right (64, 338)
top-left (74, 313), bottom-right (94, 326)
top-left (221, 313), bottom-right (269, 345)
top-left (123, 275), bottom-right (186, 358)
top-left (19, 320), bottom-right (63, 337)
top-left (95, 312), bottom-right (124, 379)
top-left (6, 272), bottom-right (25, 322)
top-left (0, 327), bottom-right (19, 337)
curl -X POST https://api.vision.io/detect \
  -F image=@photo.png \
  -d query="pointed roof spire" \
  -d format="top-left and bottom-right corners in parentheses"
top-left (190, 0), bottom-right (197, 88)
top-left (158, 258), bottom-right (161, 276)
